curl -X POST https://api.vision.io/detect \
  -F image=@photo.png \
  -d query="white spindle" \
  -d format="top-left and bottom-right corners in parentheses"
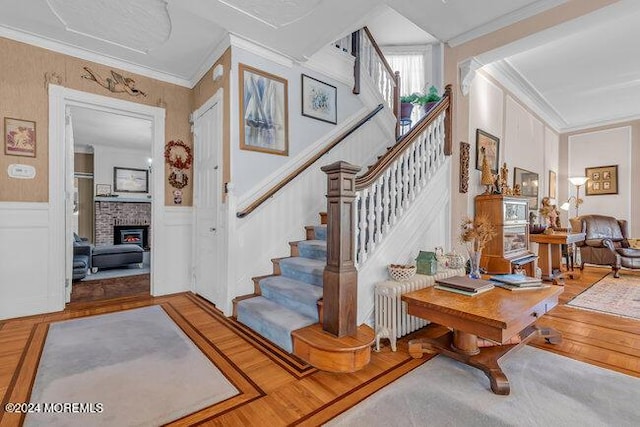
top-left (408, 144), bottom-right (416, 202)
top-left (367, 183), bottom-right (376, 253)
top-left (358, 189), bottom-right (368, 264)
top-left (382, 169), bottom-right (390, 234)
top-left (375, 177), bottom-right (383, 243)
top-left (389, 162), bottom-right (397, 227)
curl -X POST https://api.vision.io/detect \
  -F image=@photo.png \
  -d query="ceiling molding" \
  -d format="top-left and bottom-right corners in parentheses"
top-left (561, 113), bottom-right (640, 134)
top-left (188, 33), bottom-right (231, 87)
top-left (0, 25), bottom-right (192, 88)
top-left (447, 0), bottom-right (568, 47)
top-left (229, 33), bottom-right (294, 68)
top-left (483, 60), bottom-right (567, 132)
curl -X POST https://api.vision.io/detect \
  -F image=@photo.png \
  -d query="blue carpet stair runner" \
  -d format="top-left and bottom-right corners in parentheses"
top-left (236, 224), bottom-right (326, 353)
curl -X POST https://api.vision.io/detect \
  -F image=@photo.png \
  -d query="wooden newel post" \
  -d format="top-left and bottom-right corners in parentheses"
top-left (443, 83), bottom-right (453, 156)
top-left (321, 161), bottom-right (361, 337)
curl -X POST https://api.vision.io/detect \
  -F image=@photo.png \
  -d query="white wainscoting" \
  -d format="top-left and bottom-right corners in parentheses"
top-left (357, 160), bottom-right (452, 325)
top-left (0, 203), bottom-right (62, 320)
top-left (152, 207), bottom-right (193, 297)
top-left (224, 113), bottom-right (395, 316)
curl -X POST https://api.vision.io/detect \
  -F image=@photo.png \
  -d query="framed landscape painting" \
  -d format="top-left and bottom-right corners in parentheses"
top-left (239, 63), bottom-right (289, 156)
top-left (301, 74), bottom-right (337, 124)
top-left (585, 165), bottom-right (618, 195)
top-left (475, 129), bottom-right (499, 173)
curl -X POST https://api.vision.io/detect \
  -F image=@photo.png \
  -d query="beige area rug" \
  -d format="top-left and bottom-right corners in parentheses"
top-left (567, 272), bottom-right (640, 319)
top-left (25, 306), bottom-right (238, 427)
top-left (327, 346), bottom-right (640, 426)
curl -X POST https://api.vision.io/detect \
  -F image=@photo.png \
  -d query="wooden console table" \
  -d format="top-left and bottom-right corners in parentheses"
top-left (402, 285), bottom-right (563, 395)
top-left (529, 232), bottom-right (585, 283)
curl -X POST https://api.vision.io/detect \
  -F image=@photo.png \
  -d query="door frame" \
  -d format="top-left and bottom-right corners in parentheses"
top-left (191, 89), bottom-right (226, 306)
top-left (49, 85), bottom-right (165, 306)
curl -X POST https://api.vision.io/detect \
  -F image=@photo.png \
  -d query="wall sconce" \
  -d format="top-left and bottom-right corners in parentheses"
top-left (147, 157), bottom-right (153, 173)
top-left (560, 176), bottom-right (589, 217)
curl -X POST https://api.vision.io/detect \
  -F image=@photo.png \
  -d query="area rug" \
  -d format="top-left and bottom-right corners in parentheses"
top-left (326, 346), bottom-right (640, 427)
top-left (25, 306), bottom-right (238, 427)
top-left (566, 272), bottom-right (640, 319)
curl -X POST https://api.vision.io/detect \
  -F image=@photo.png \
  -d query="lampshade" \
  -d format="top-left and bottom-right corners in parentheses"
top-left (568, 176), bottom-right (589, 186)
top-left (560, 202), bottom-right (571, 211)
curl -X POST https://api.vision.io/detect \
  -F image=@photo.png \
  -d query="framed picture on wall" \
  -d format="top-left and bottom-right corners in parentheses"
top-left (239, 63), bottom-right (289, 156)
top-left (475, 129), bottom-right (499, 173)
top-left (548, 170), bottom-right (557, 199)
top-left (301, 74), bottom-right (337, 124)
top-left (514, 167), bottom-right (539, 210)
top-left (114, 167), bottom-right (148, 193)
top-left (585, 165), bottom-right (618, 195)
top-left (95, 184), bottom-right (111, 196)
top-left (4, 117), bottom-right (36, 157)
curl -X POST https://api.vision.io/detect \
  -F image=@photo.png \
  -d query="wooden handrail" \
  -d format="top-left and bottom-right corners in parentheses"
top-left (355, 85), bottom-right (452, 189)
top-left (363, 27), bottom-right (396, 78)
top-left (236, 104), bottom-right (384, 218)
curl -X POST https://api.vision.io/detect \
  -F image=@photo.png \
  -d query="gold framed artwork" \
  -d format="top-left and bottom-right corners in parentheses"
top-left (4, 117), bottom-right (36, 157)
top-left (239, 63), bottom-right (289, 156)
top-left (585, 165), bottom-right (618, 195)
top-left (475, 129), bottom-right (499, 173)
top-left (548, 170), bottom-right (557, 199)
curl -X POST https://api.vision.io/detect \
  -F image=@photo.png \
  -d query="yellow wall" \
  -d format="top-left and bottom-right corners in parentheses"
top-left (0, 36), bottom-right (193, 206)
top-left (192, 48), bottom-right (231, 201)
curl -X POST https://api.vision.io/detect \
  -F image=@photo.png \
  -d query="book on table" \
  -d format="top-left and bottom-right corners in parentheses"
top-left (434, 276), bottom-right (495, 294)
top-left (489, 274), bottom-right (542, 287)
top-left (434, 284), bottom-right (494, 296)
top-left (492, 282), bottom-right (551, 291)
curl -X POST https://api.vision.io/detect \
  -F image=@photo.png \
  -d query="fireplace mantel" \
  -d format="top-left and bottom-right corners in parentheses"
top-left (95, 196), bottom-right (151, 203)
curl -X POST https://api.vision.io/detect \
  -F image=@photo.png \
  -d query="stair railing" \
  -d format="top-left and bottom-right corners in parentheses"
top-left (321, 85), bottom-right (452, 336)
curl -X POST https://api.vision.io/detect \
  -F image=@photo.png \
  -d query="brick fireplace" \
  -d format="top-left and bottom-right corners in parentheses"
top-left (95, 201), bottom-right (151, 248)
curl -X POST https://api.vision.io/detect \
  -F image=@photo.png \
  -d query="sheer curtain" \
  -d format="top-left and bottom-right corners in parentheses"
top-left (386, 54), bottom-right (425, 96)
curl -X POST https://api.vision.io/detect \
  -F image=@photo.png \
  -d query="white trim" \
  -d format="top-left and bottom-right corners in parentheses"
top-left (0, 202), bottom-right (49, 210)
top-left (447, 0), bottom-right (568, 47)
top-left (380, 44), bottom-right (432, 55)
top-left (188, 34), bottom-right (231, 88)
top-left (0, 25), bottom-right (192, 87)
top-left (561, 113), bottom-right (640, 134)
top-left (229, 33), bottom-right (294, 68)
top-left (49, 85), bottom-right (166, 312)
top-left (483, 61), bottom-right (566, 131)
top-left (304, 45), bottom-right (355, 87)
top-left (458, 57), bottom-right (483, 97)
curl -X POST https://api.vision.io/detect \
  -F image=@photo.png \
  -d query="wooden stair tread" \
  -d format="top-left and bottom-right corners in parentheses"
top-left (292, 323), bottom-right (374, 351)
top-left (292, 324), bottom-right (374, 372)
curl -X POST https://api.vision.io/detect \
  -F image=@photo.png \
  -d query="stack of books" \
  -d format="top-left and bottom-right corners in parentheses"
top-left (434, 276), bottom-right (494, 296)
top-left (489, 274), bottom-right (550, 291)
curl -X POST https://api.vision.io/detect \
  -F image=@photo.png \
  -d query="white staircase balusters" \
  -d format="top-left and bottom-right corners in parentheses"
top-left (354, 107), bottom-right (448, 267)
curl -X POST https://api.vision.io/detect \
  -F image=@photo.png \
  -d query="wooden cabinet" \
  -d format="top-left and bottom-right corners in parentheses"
top-left (475, 194), bottom-right (536, 275)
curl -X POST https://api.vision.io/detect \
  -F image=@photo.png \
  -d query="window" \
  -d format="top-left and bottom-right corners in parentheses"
top-left (385, 53), bottom-right (426, 96)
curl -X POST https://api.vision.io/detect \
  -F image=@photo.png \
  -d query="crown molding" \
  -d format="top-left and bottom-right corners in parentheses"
top-left (0, 25), bottom-right (192, 88)
top-left (447, 0), bottom-right (568, 47)
top-left (188, 33), bottom-right (231, 87)
top-left (561, 113), bottom-right (640, 134)
top-left (229, 33), bottom-right (294, 68)
top-left (483, 60), bottom-right (567, 132)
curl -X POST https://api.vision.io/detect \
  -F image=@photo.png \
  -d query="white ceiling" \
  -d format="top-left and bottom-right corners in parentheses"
top-left (483, 0), bottom-right (640, 131)
top-left (1, 0), bottom-right (637, 131)
top-left (70, 106), bottom-right (152, 152)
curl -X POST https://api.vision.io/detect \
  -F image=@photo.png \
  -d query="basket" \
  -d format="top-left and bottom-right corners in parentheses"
top-left (388, 264), bottom-right (417, 282)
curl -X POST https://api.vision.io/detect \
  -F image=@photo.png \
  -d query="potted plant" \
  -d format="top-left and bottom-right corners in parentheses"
top-left (415, 85), bottom-right (441, 114)
top-left (399, 93), bottom-right (419, 120)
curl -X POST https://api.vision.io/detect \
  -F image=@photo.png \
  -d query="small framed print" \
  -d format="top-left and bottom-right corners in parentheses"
top-left (301, 74), bottom-right (337, 124)
top-left (586, 165), bottom-right (618, 195)
top-left (548, 170), bottom-right (557, 199)
top-left (95, 184), bottom-right (112, 196)
top-left (4, 117), bottom-right (36, 157)
top-left (475, 129), bottom-right (499, 173)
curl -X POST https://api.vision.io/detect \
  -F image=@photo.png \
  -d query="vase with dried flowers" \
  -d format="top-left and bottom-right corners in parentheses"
top-left (460, 215), bottom-right (497, 279)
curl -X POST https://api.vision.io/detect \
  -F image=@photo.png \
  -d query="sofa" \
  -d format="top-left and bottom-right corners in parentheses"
top-left (72, 236), bottom-right (92, 281)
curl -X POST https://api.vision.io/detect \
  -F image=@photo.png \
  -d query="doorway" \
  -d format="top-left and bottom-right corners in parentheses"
top-left (69, 106), bottom-right (153, 302)
top-left (49, 85), bottom-right (165, 308)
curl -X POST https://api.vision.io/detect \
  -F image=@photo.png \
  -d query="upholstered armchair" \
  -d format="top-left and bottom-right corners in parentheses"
top-left (570, 214), bottom-right (640, 277)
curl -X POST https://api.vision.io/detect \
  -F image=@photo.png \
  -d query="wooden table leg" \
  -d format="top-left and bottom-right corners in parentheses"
top-left (407, 326), bottom-right (563, 395)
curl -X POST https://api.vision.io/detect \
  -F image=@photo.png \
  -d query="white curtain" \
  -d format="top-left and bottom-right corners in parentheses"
top-left (386, 54), bottom-right (425, 96)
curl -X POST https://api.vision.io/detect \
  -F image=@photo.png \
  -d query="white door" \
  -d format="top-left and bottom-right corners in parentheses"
top-left (193, 96), bottom-right (224, 306)
top-left (64, 107), bottom-right (75, 302)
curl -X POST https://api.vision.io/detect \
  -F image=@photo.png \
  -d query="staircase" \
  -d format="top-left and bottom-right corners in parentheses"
top-left (234, 218), bottom-right (327, 353)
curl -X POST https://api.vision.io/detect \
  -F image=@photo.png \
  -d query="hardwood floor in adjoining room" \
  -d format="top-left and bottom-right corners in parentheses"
top-left (0, 266), bottom-right (639, 426)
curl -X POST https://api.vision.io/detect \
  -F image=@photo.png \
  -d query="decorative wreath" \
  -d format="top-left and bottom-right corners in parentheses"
top-left (168, 170), bottom-right (189, 189)
top-left (164, 140), bottom-right (193, 170)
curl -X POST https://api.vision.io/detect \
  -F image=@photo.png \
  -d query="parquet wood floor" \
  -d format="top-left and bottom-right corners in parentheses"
top-left (0, 266), bottom-right (638, 426)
